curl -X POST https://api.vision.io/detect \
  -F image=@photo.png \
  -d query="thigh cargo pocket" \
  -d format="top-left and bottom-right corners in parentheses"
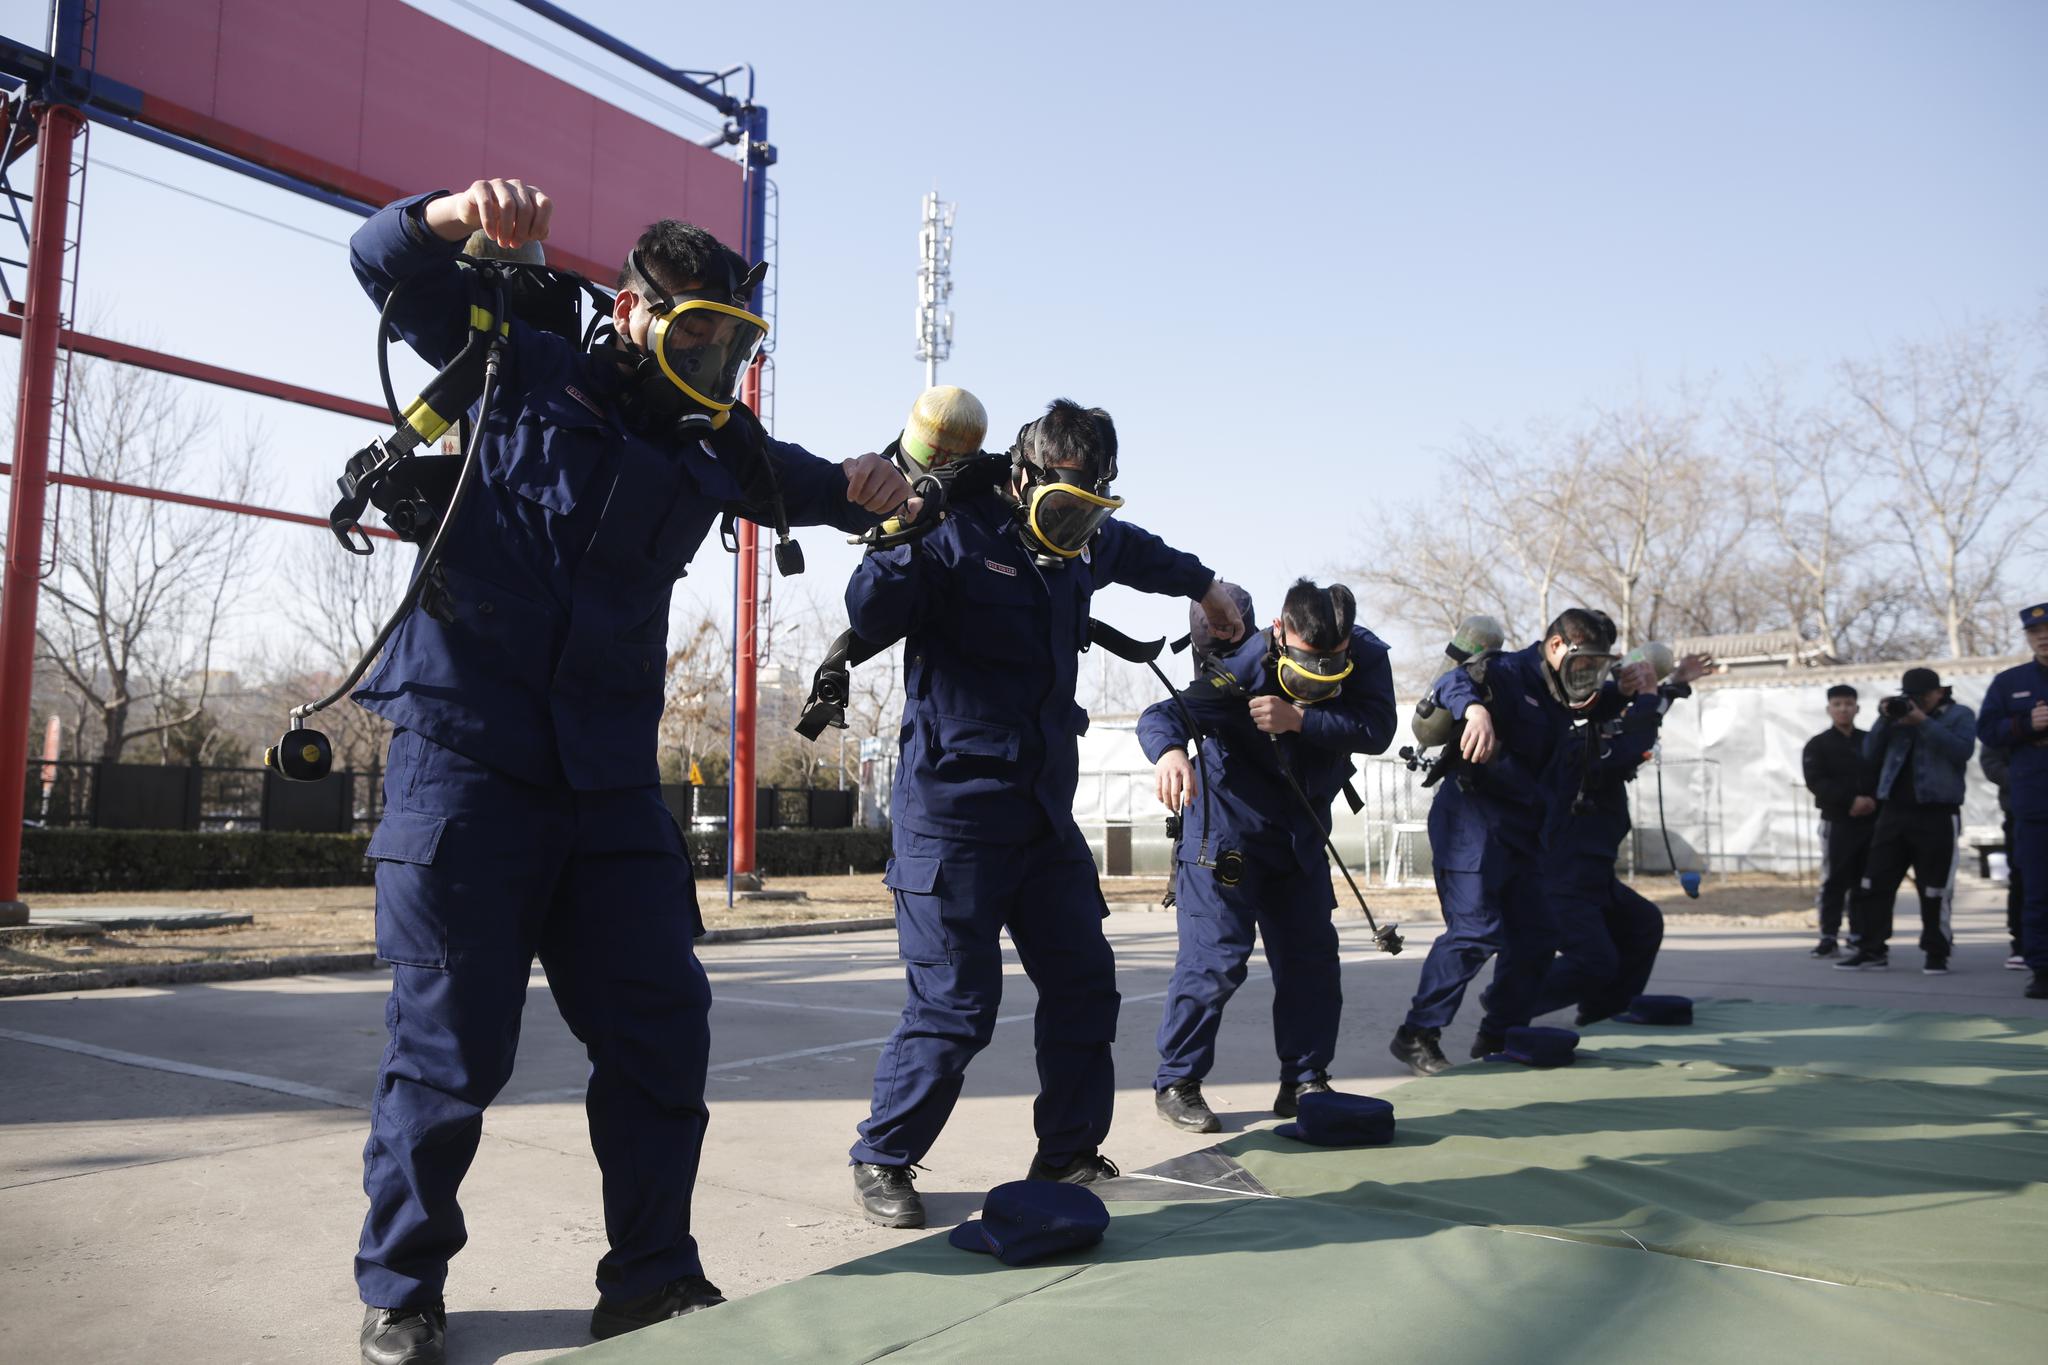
top-left (883, 854), bottom-right (953, 964)
top-left (367, 810), bottom-right (450, 970)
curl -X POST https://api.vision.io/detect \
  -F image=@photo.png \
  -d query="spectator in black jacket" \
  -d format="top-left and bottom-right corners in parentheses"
top-left (1981, 744), bottom-right (2025, 971)
top-left (1802, 684), bottom-right (1877, 957)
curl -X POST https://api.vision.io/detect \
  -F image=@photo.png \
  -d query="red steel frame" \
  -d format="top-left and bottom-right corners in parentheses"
top-left (0, 102), bottom-right (84, 921)
top-left (0, 6), bottom-right (774, 921)
top-left (730, 361), bottom-right (763, 886)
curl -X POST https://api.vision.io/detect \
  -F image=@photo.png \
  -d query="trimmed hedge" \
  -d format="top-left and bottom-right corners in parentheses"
top-left (18, 825), bottom-right (894, 892)
top-left (22, 829), bottom-right (374, 892)
top-left (683, 828), bottom-right (891, 877)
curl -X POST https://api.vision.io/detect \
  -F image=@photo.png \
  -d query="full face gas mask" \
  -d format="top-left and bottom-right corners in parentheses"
top-left (610, 247), bottom-right (769, 441)
top-left (1273, 632), bottom-right (1354, 704)
top-left (1552, 637), bottom-right (1618, 707)
top-left (1008, 417), bottom-right (1124, 564)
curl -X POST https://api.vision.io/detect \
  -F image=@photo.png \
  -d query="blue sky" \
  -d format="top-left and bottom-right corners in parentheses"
top-left (1, 0), bottom-right (2043, 669)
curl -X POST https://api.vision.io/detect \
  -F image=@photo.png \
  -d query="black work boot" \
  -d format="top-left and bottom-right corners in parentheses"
top-left (1155, 1079), bottom-right (1221, 1133)
top-left (1026, 1151), bottom-right (1122, 1184)
top-left (1809, 937), bottom-right (1838, 958)
top-left (360, 1304), bottom-right (446, 1365)
top-left (852, 1162), bottom-right (925, 1228)
top-left (1273, 1073), bottom-right (1331, 1119)
top-left (1469, 1029), bottom-right (1505, 1060)
top-left (590, 1275), bottom-right (726, 1341)
top-left (1834, 948), bottom-right (1890, 971)
top-left (2028, 971), bottom-right (2048, 1001)
top-left (1389, 1026), bottom-right (1451, 1077)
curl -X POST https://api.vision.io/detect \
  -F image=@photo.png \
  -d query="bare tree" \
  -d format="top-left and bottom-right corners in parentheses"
top-left (1573, 396), bottom-right (1708, 646)
top-left (660, 614), bottom-right (729, 784)
top-left (1840, 323), bottom-right (2046, 657)
top-left (271, 518), bottom-right (411, 771)
top-left (1451, 423), bottom-right (1596, 634)
top-left (31, 357), bottom-right (262, 763)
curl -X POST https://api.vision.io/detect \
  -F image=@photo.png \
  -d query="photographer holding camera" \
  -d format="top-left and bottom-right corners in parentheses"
top-left (1835, 667), bottom-right (1976, 974)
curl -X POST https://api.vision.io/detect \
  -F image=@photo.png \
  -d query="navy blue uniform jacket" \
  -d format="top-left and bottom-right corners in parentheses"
top-left (847, 496), bottom-right (1213, 844)
top-left (349, 193), bottom-right (870, 790)
top-left (1539, 691), bottom-right (1672, 864)
top-left (1978, 659), bottom-right (2048, 820)
top-left (1135, 627), bottom-right (1397, 877)
top-left (1429, 642), bottom-right (1611, 869)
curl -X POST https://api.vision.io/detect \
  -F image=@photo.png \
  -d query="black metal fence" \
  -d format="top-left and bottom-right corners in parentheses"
top-left (23, 759), bottom-right (859, 835)
top-left (660, 784), bottom-right (856, 831)
top-left (26, 759), bottom-right (383, 834)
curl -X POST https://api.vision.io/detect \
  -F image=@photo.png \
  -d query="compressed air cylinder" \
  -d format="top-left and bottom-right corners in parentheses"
top-left (1621, 641), bottom-right (1676, 681)
top-left (900, 385), bottom-right (988, 469)
top-left (1445, 614), bottom-right (1506, 663)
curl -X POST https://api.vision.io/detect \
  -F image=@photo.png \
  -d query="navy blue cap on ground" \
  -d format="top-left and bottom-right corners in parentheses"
top-left (948, 1180), bottom-right (1108, 1267)
top-left (1485, 1025), bottom-right (1580, 1067)
top-left (1274, 1090), bottom-right (1396, 1147)
top-left (1618, 994), bottom-right (1694, 1025)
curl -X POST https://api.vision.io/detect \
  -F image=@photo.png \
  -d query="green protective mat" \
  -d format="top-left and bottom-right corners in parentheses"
top-left (1227, 1000), bottom-right (2048, 1311)
top-left (562, 1002), bottom-right (2048, 1363)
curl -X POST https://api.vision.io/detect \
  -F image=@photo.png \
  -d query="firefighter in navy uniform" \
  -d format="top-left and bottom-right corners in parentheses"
top-left (1978, 602), bottom-right (2048, 999)
top-left (1388, 610), bottom-right (1649, 1076)
top-left (1525, 644), bottom-right (1712, 1025)
top-left (345, 179), bottom-right (910, 1365)
top-left (843, 400), bottom-right (1244, 1228)
top-left (1138, 579), bottom-right (1397, 1132)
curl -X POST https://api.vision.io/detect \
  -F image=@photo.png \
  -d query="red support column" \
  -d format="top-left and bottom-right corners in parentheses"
top-left (729, 359), bottom-right (763, 887)
top-left (0, 104), bottom-right (82, 925)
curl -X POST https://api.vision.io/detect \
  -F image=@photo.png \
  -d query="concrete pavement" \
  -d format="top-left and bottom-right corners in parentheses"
top-left (1, 878), bottom-right (2038, 1364)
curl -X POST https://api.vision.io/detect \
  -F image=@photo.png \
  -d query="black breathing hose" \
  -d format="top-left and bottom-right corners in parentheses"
top-left (293, 339), bottom-right (505, 727)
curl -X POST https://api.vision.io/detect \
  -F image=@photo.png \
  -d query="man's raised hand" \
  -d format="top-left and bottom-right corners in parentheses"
top-left (424, 178), bottom-right (552, 249)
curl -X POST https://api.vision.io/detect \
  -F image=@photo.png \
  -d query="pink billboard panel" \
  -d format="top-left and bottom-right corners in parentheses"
top-left (90, 0), bottom-right (747, 281)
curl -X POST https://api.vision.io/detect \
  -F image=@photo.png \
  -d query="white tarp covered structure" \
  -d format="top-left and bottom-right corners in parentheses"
top-left (1070, 656), bottom-right (2024, 880)
top-left (1644, 655), bottom-right (2015, 874)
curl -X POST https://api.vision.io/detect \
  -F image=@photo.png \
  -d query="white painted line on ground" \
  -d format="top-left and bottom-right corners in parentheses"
top-left (0, 950), bottom-right (1402, 1111)
top-left (713, 994), bottom-right (907, 1019)
top-left (1117, 1171), bottom-right (1282, 1199)
top-left (0, 1026), bottom-right (368, 1111)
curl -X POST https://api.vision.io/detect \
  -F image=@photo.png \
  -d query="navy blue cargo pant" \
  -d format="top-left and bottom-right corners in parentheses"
top-left (2016, 817), bottom-right (2048, 971)
top-left (851, 822), bottom-right (1119, 1169)
top-left (1404, 846), bottom-right (1557, 1037)
top-left (356, 729), bottom-right (711, 1310)
top-left (1155, 855), bottom-right (1341, 1089)
top-left (1529, 863), bottom-right (1664, 1025)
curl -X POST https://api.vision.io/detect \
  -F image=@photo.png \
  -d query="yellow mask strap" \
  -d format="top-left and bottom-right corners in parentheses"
top-left (1277, 654), bottom-right (1354, 702)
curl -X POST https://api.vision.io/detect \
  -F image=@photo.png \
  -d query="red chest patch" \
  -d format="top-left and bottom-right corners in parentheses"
top-left (984, 558), bottom-right (1018, 577)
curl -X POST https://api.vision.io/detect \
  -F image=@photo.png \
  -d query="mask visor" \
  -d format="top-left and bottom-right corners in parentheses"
top-left (1558, 647), bottom-right (1616, 706)
top-left (1023, 481), bottom-right (1123, 558)
top-left (1277, 645), bottom-right (1353, 704)
top-left (649, 300), bottom-right (769, 412)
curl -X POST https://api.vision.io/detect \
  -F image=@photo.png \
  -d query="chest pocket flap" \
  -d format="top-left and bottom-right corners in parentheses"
top-left (497, 386), bottom-right (611, 515)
